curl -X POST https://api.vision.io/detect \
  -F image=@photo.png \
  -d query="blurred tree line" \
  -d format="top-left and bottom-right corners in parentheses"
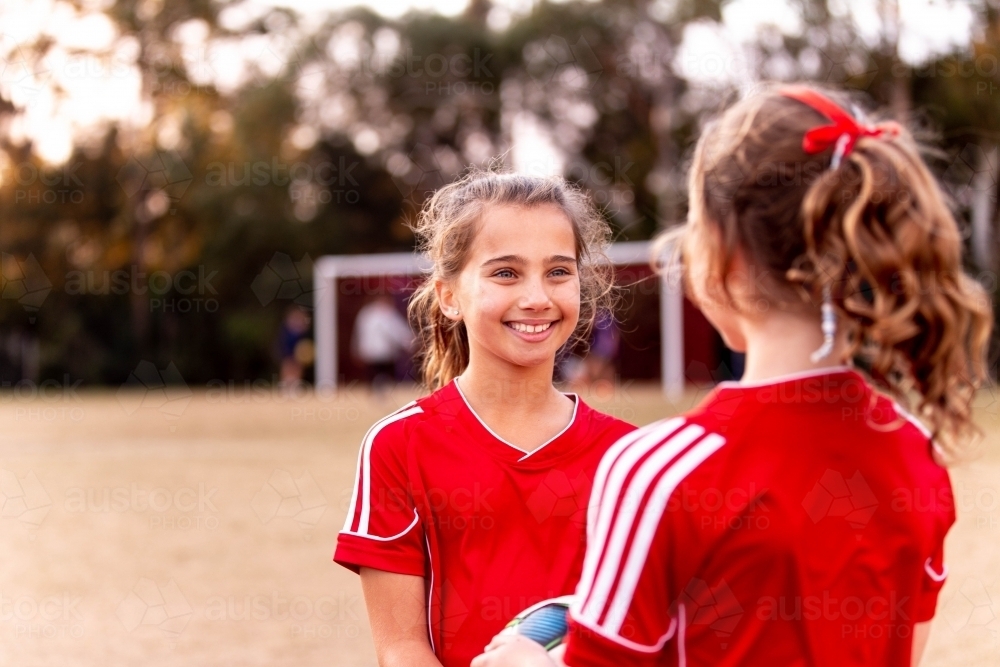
top-left (0, 0), bottom-right (998, 385)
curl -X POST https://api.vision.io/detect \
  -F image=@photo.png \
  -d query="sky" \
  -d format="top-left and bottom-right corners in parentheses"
top-left (0, 0), bottom-right (979, 167)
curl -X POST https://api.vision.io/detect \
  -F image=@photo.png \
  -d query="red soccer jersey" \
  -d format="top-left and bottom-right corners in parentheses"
top-left (334, 379), bottom-right (635, 667)
top-left (565, 368), bottom-right (954, 667)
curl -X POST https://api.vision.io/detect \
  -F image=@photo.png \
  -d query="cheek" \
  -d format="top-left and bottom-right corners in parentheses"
top-left (699, 299), bottom-right (743, 347)
top-left (685, 257), bottom-right (725, 311)
top-left (699, 298), bottom-right (730, 330)
top-left (555, 280), bottom-right (581, 320)
top-left (466, 281), bottom-right (506, 321)
top-left (688, 276), bottom-right (710, 309)
top-left (683, 230), bottom-right (722, 305)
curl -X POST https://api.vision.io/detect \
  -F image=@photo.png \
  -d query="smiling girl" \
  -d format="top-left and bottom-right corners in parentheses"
top-left (334, 171), bottom-right (636, 667)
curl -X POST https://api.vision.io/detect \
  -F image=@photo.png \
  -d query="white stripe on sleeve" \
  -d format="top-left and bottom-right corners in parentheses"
top-left (578, 419), bottom-right (685, 603)
top-left (924, 557), bottom-right (948, 582)
top-left (580, 423), bottom-right (704, 621)
top-left (587, 419), bottom-right (684, 539)
top-left (602, 434), bottom-right (726, 634)
top-left (342, 401), bottom-right (421, 534)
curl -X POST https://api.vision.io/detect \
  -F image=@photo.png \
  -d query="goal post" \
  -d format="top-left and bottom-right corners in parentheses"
top-left (313, 241), bottom-right (684, 397)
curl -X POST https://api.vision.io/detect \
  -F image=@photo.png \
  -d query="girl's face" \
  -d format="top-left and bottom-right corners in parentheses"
top-left (438, 203), bottom-right (581, 372)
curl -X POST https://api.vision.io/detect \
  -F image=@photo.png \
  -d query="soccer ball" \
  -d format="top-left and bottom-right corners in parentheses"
top-left (503, 595), bottom-right (574, 650)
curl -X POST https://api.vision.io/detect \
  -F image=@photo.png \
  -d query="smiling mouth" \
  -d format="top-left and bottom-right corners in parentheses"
top-left (505, 321), bottom-right (556, 334)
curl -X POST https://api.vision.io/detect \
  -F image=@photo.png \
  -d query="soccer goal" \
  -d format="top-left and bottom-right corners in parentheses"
top-left (313, 241), bottom-right (685, 397)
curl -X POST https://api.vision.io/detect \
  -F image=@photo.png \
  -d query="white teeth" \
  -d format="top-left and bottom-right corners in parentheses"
top-left (509, 321), bottom-right (553, 334)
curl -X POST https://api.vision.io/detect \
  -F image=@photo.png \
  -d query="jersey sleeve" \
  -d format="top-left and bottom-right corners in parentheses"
top-left (334, 405), bottom-right (426, 577)
top-left (565, 419), bottom-right (727, 667)
top-left (915, 471), bottom-right (955, 622)
top-left (564, 433), bottom-right (680, 667)
top-left (565, 511), bottom-right (676, 667)
top-left (565, 486), bottom-right (676, 667)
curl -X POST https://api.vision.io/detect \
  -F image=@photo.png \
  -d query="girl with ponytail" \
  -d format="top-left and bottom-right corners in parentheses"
top-left (475, 84), bottom-right (991, 667)
top-left (335, 170), bottom-right (636, 667)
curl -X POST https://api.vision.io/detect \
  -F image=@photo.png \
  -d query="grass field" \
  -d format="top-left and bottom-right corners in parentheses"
top-left (1, 383), bottom-right (999, 666)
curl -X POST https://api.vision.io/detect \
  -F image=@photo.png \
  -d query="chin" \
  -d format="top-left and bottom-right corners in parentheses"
top-left (506, 349), bottom-right (557, 369)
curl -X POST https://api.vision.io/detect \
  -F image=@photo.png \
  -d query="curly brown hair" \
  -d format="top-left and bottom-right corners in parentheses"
top-left (657, 83), bottom-right (992, 454)
top-left (408, 168), bottom-right (618, 390)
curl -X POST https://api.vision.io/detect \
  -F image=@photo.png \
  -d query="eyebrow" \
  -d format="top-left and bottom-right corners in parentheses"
top-left (481, 254), bottom-right (577, 267)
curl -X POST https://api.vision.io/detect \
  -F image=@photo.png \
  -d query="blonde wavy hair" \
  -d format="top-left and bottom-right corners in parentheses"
top-left (408, 168), bottom-right (618, 391)
top-left (656, 83), bottom-right (992, 453)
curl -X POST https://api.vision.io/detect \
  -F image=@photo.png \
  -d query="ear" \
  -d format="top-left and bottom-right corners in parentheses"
top-left (434, 278), bottom-right (462, 321)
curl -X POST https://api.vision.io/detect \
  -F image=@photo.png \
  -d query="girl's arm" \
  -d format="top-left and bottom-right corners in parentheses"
top-left (911, 621), bottom-right (931, 667)
top-left (360, 567), bottom-right (443, 667)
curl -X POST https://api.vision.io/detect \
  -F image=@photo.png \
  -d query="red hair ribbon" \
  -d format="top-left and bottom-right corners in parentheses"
top-left (780, 86), bottom-right (900, 168)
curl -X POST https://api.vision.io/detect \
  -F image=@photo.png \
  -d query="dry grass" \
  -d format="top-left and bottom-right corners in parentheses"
top-left (0, 383), bottom-right (997, 665)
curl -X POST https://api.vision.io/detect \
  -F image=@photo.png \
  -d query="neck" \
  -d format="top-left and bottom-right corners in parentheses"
top-left (739, 308), bottom-right (849, 384)
top-left (454, 345), bottom-right (576, 453)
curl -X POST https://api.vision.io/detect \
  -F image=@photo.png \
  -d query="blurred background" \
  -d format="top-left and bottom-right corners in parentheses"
top-left (1, 0), bottom-right (999, 387)
top-left (3, 1), bottom-right (1000, 665)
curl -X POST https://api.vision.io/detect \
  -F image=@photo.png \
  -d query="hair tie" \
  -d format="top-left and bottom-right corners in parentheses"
top-left (780, 86), bottom-right (900, 169)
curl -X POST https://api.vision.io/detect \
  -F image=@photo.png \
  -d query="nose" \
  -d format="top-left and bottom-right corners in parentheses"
top-left (518, 273), bottom-right (553, 311)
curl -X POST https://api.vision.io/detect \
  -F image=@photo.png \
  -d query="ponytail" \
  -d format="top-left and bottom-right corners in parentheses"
top-left (407, 282), bottom-right (470, 390)
top-left (797, 133), bottom-right (992, 450)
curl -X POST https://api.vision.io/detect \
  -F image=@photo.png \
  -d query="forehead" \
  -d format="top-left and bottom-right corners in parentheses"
top-left (470, 203), bottom-right (577, 259)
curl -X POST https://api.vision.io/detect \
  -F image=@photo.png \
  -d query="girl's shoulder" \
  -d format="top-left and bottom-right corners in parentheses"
top-left (363, 381), bottom-right (465, 444)
top-left (360, 399), bottom-right (427, 455)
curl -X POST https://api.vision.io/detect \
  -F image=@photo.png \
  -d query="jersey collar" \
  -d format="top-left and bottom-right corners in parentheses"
top-left (452, 377), bottom-right (580, 463)
top-left (715, 365), bottom-right (855, 389)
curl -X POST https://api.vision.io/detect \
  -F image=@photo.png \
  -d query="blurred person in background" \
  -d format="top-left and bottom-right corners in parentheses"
top-left (561, 311), bottom-right (620, 393)
top-left (351, 295), bottom-right (414, 390)
top-left (0, 328), bottom-right (40, 385)
top-left (584, 311), bottom-right (619, 386)
top-left (277, 305), bottom-right (314, 390)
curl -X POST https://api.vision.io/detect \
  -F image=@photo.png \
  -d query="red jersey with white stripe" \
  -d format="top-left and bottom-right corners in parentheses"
top-left (334, 379), bottom-right (635, 667)
top-left (565, 368), bottom-right (954, 667)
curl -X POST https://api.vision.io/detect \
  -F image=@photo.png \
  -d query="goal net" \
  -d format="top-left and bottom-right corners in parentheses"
top-left (313, 241), bottom-right (686, 397)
